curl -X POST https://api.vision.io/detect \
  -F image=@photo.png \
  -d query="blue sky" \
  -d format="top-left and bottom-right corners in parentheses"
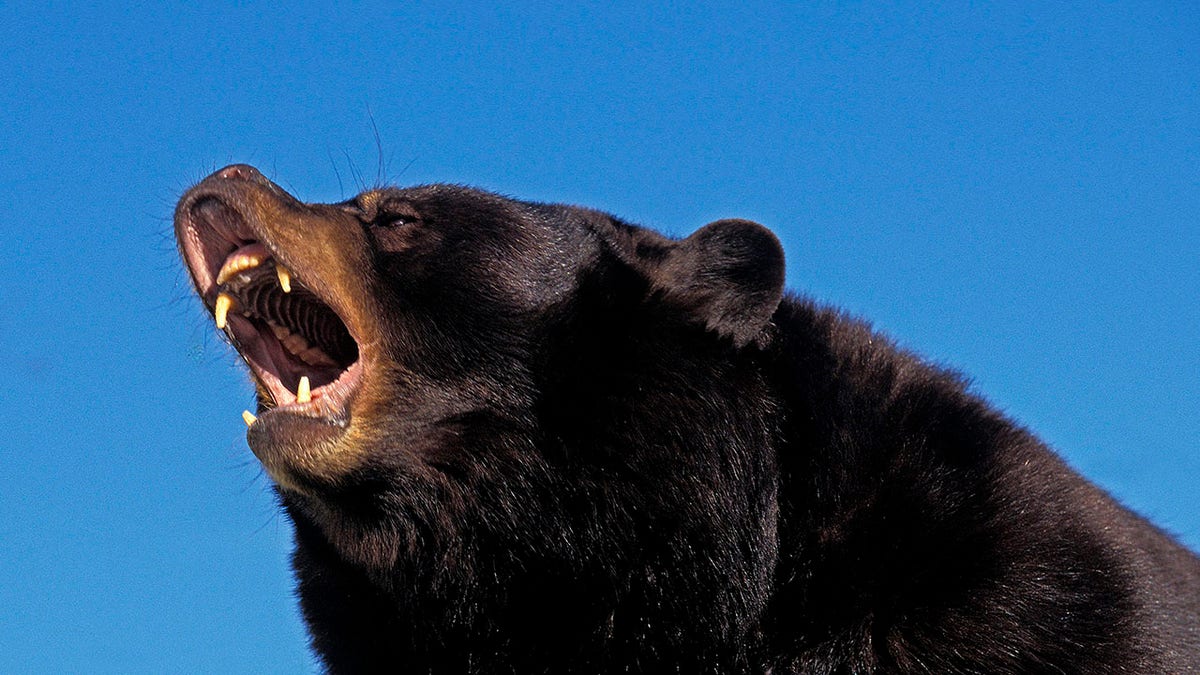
top-left (1, 2), bottom-right (1197, 672)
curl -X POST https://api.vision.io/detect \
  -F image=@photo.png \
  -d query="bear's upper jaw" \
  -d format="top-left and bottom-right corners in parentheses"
top-left (175, 185), bottom-right (364, 430)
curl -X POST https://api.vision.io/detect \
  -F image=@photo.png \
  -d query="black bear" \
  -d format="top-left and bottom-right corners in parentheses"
top-left (175, 164), bottom-right (1200, 673)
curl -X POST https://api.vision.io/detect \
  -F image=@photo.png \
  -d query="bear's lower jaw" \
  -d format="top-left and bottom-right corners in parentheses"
top-left (245, 402), bottom-right (361, 491)
top-left (245, 356), bottom-right (364, 455)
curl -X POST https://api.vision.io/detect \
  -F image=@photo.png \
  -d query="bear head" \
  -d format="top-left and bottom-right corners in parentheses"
top-left (175, 164), bottom-right (787, 667)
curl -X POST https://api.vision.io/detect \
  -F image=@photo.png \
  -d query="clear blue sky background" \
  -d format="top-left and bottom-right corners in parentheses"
top-left (2, 2), bottom-right (1197, 672)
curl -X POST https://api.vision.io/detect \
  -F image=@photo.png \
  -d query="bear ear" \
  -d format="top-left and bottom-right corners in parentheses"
top-left (649, 219), bottom-right (786, 347)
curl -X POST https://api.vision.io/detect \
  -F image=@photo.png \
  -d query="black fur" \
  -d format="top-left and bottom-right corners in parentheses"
top-left (176, 170), bottom-right (1200, 673)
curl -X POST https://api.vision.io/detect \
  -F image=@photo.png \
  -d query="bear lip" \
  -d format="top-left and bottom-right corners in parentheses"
top-left (175, 192), bottom-right (366, 428)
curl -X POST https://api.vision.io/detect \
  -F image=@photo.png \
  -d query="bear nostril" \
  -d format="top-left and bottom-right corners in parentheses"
top-left (216, 164), bottom-right (266, 183)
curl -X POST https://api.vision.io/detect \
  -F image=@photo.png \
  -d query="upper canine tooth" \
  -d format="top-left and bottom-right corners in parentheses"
top-left (277, 265), bottom-right (292, 293)
top-left (216, 250), bottom-right (268, 285)
top-left (215, 293), bottom-right (234, 329)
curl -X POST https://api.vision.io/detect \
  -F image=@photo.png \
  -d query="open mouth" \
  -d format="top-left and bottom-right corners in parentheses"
top-left (179, 195), bottom-right (363, 424)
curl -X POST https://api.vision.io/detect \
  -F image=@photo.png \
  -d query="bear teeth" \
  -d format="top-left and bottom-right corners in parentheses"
top-left (276, 265), bottom-right (291, 293)
top-left (216, 244), bottom-right (270, 285)
top-left (215, 293), bottom-right (234, 329)
top-left (267, 320), bottom-right (339, 368)
top-left (215, 242), bottom-right (292, 295)
top-left (213, 247), bottom-right (341, 369)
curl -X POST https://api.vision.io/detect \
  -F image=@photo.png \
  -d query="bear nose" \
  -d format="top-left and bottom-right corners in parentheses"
top-left (214, 163), bottom-right (270, 185)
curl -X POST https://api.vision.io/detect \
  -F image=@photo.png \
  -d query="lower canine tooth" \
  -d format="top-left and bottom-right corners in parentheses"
top-left (296, 376), bottom-right (311, 403)
top-left (242, 410), bottom-right (257, 426)
top-left (277, 265), bottom-right (292, 293)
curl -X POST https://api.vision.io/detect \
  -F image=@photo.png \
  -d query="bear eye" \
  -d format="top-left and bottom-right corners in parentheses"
top-left (371, 202), bottom-right (422, 229)
top-left (374, 213), bottom-right (411, 228)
